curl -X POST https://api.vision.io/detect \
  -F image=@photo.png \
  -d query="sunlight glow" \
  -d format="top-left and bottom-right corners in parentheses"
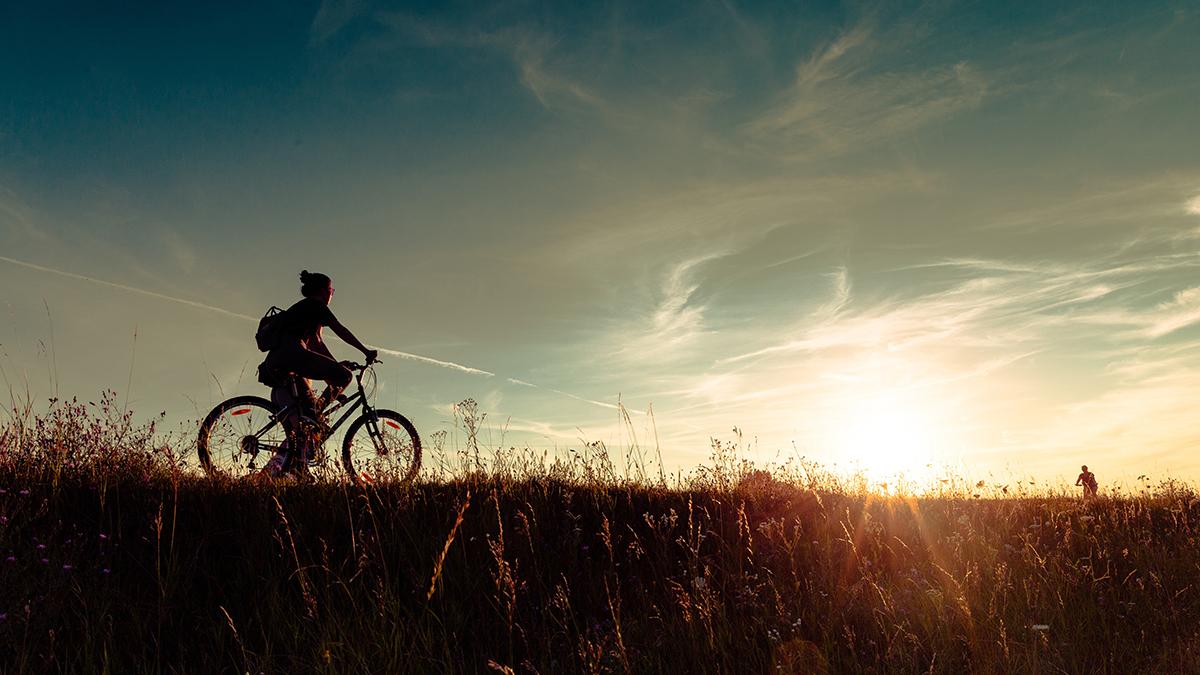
top-left (822, 391), bottom-right (946, 484)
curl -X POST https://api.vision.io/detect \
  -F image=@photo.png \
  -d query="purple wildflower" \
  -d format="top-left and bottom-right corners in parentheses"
top-left (62, 564), bottom-right (73, 571)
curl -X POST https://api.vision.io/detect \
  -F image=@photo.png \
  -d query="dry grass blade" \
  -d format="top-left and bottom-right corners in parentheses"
top-left (427, 490), bottom-right (472, 602)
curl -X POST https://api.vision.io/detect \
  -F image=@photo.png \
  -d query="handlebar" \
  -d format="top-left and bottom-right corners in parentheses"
top-left (344, 359), bottom-right (381, 372)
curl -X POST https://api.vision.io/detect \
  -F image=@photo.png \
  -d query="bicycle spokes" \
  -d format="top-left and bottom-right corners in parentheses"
top-left (345, 412), bottom-right (419, 483)
top-left (201, 401), bottom-right (286, 479)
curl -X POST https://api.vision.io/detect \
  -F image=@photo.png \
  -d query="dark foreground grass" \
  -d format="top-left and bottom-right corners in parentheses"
top-left (3, 398), bottom-right (1200, 673)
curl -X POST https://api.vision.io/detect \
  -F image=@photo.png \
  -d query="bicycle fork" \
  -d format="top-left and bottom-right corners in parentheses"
top-left (363, 412), bottom-right (390, 456)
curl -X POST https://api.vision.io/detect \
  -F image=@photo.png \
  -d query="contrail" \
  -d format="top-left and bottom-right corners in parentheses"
top-left (0, 254), bottom-right (496, 376)
top-left (508, 377), bottom-right (622, 411)
top-left (0, 255), bottom-right (258, 322)
top-left (372, 346), bottom-right (494, 377)
top-left (0, 254), bottom-right (618, 410)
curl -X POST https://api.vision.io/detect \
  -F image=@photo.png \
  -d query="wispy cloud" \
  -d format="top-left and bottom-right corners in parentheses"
top-left (309, 0), bottom-right (367, 45)
top-left (372, 13), bottom-right (607, 114)
top-left (741, 19), bottom-right (988, 159)
top-left (1142, 287), bottom-right (1200, 338)
top-left (613, 253), bottom-right (724, 364)
top-left (0, 187), bottom-right (47, 242)
top-left (981, 178), bottom-right (1200, 234)
top-left (159, 229), bottom-right (198, 275)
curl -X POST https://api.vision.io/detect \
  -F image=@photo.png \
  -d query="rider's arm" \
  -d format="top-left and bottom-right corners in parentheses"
top-left (310, 330), bottom-right (336, 361)
top-left (329, 320), bottom-right (377, 360)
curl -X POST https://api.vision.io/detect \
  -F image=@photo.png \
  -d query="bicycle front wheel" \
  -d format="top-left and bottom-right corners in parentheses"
top-left (197, 395), bottom-right (285, 479)
top-left (341, 409), bottom-right (421, 485)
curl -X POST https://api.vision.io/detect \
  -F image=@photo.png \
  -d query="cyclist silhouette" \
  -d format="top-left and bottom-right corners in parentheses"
top-left (258, 270), bottom-right (377, 476)
top-left (1076, 465), bottom-right (1098, 498)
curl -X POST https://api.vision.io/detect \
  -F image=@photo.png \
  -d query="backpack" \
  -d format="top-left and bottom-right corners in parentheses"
top-left (255, 306), bottom-right (286, 352)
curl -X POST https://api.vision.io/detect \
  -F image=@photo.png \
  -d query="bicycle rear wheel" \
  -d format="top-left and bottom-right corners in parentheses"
top-left (341, 409), bottom-right (421, 485)
top-left (197, 396), bottom-right (285, 479)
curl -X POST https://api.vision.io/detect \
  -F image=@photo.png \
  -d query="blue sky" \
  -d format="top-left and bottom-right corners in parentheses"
top-left (3, 1), bottom-right (1200, 483)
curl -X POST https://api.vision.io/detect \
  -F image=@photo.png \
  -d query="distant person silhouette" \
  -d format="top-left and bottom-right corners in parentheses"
top-left (1076, 465), bottom-right (1098, 498)
top-left (258, 270), bottom-right (377, 476)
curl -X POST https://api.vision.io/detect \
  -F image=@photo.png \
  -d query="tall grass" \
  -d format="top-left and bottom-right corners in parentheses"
top-left (2, 395), bottom-right (1199, 673)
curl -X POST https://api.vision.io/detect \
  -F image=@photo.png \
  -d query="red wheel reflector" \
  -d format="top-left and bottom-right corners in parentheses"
top-left (385, 421), bottom-right (401, 430)
top-left (231, 409), bottom-right (251, 416)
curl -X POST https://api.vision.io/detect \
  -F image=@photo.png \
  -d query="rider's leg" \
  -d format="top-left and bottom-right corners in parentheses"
top-left (290, 378), bottom-right (319, 467)
top-left (288, 349), bottom-right (353, 416)
top-left (270, 377), bottom-right (318, 468)
top-left (261, 347), bottom-right (348, 476)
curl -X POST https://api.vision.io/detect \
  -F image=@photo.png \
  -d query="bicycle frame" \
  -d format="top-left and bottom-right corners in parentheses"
top-left (248, 366), bottom-right (379, 455)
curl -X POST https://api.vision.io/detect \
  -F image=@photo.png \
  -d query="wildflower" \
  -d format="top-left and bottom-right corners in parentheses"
top-left (62, 564), bottom-right (72, 571)
top-left (0, 613), bottom-right (6, 621)
top-left (19, 490), bottom-right (29, 496)
top-left (1032, 624), bottom-right (1050, 631)
top-left (693, 577), bottom-right (707, 591)
top-left (101, 568), bottom-right (111, 575)
top-left (36, 544), bottom-right (45, 550)
top-left (5, 556), bottom-right (14, 563)
top-left (40, 558), bottom-right (49, 565)
top-left (99, 533), bottom-right (108, 541)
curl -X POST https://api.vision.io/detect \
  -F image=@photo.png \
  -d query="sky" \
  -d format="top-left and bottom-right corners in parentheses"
top-left (2, 0), bottom-right (1200, 485)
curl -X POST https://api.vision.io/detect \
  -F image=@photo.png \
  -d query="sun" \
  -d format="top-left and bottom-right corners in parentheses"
top-left (822, 392), bottom-right (944, 483)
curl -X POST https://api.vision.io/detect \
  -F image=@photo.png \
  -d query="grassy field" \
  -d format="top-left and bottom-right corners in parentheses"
top-left (3, 396), bottom-right (1200, 673)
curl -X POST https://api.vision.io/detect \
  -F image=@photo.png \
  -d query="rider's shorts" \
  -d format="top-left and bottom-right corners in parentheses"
top-left (259, 342), bottom-right (353, 391)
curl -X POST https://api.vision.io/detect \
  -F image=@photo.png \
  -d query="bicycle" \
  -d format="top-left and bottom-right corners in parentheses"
top-left (197, 360), bottom-right (421, 484)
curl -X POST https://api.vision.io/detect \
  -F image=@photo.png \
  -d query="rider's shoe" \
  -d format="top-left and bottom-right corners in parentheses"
top-left (285, 461), bottom-right (313, 482)
top-left (285, 444), bottom-right (314, 481)
top-left (262, 451), bottom-right (289, 478)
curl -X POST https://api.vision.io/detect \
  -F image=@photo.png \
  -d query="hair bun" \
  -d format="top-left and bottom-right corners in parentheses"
top-left (300, 270), bottom-right (311, 283)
